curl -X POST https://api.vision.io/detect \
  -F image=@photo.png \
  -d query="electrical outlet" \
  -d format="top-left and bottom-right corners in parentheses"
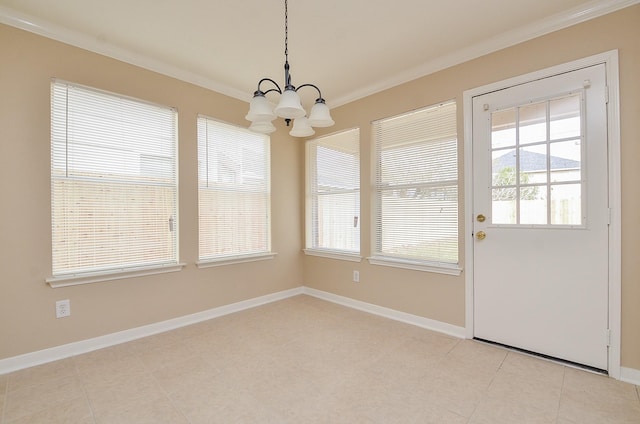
top-left (353, 270), bottom-right (360, 283)
top-left (56, 299), bottom-right (71, 318)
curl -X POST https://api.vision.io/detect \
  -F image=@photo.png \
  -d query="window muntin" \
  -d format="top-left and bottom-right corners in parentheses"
top-left (373, 101), bottom-right (458, 265)
top-left (50, 81), bottom-right (178, 277)
top-left (306, 129), bottom-right (360, 254)
top-left (197, 116), bottom-right (271, 261)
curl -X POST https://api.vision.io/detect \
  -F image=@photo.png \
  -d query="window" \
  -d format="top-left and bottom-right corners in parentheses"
top-left (197, 116), bottom-right (271, 264)
top-left (50, 81), bottom-right (179, 284)
top-left (305, 129), bottom-right (360, 258)
top-left (490, 93), bottom-right (583, 226)
top-left (371, 101), bottom-right (459, 274)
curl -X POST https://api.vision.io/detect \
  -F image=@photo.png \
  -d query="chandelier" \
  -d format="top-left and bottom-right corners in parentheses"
top-left (245, 0), bottom-right (334, 137)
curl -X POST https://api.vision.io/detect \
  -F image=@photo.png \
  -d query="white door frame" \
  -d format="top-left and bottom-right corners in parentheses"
top-left (463, 50), bottom-right (621, 379)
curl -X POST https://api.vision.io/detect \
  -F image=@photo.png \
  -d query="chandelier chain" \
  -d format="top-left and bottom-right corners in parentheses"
top-left (284, 0), bottom-right (289, 63)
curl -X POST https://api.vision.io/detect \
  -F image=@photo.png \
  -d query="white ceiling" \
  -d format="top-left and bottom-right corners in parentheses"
top-left (0, 0), bottom-right (636, 108)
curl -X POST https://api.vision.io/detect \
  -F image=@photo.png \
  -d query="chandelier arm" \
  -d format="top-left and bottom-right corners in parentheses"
top-left (295, 83), bottom-right (324, 101)
top-left (256, 78), bottom-right (282, 95)
top-left (262, 88), bottom-right (282, 96)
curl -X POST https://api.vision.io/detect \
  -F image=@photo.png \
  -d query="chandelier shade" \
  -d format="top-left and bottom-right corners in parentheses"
top-left (273, 88), bottom-right (306, 119)
top-left (289, 116), bottom-right (315, 137)
top-left (245, 0), bottom-right (334, 137)
top-left (308, 99), bottom-right (335, 127)
top-left (248, 120), bottom-right (277, 134)
top-left (245, 93), bottom-right (276, 122)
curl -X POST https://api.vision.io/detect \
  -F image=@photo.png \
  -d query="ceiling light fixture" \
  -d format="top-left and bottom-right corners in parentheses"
top-left (245, 0), bottom-right (334, 137)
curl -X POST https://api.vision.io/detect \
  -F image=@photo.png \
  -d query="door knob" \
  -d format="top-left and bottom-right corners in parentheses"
top-left (476, 231), bottom-right (487, 240)
top-left (476, 214), bottom-right (486, 222)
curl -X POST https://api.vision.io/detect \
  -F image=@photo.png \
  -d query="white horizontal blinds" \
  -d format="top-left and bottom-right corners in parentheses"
top-left (307, 129), bottom-right (360, 252)
top-left (197, 116), bottom-right (270, 260)
top-left (373, 101), bottom-right (458, 264)
top-left (51, 81), bottom-right (178, 276)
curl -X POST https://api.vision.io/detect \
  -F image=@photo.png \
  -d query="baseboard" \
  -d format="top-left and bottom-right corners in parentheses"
top-left (3, 284), bottom-right (631, 382)
top-left (0, 286), bottom-right (304, 375)
top-left (302, 287), bottom-right (466, 339)
top-left (620, 366), bottom-right (640, 386)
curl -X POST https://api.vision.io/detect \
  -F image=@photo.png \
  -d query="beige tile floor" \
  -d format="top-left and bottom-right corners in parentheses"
top-left (1, 294), bottom-right (639, 423)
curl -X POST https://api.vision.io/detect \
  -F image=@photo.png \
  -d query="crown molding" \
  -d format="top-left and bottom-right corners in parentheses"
top-left (1, 0), bottom-right (638, 108)
top-left (330, 0), bottom-right (639, 107)
top-left (0, 5), bottom-right (251, 102)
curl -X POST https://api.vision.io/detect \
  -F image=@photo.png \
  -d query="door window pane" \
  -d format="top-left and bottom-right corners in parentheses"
top-left (551, 184), bottom-right (582, 225)
top-left (519, 144), bottom-right (548, 184)
top-left (520, 185), bottom-right (547, 225)
top-left (491, 108), bottom-right (516, 149)
top-left (492, 188), bottom-right (517, 225)
top-left (519, 102), bottom-right (547, 145)
top-left (550, 140), bottom-right (581, 182)
top-left (492, 149), bottom-right (516, 185)
top-left (550, 94), bottom-right (581, 140)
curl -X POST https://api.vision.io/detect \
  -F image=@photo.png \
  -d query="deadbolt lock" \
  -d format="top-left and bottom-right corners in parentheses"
top-left (476, 214), bottom-right (486, 222)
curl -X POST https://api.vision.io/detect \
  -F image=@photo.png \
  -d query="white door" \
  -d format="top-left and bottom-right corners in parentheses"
top-left (472, 64), bottom-right (609, 371)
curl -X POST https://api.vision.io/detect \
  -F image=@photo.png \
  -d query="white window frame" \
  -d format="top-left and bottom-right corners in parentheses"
top-left (304, 128), bottom-right (361, 261)
top-left (369, 101), bottom-right (461, 275)
top-left (196, 115), bottom-right (274, 267)
top-left (47, 80), bottom-right (183, 288)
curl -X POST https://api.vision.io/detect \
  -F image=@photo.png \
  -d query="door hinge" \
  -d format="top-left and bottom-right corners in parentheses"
top-left (606, 329), bottom-right (611, 347)
top-left (605, 85), bottom-right (610, 104)
top-left (608, 208), bottom-right (612, 225)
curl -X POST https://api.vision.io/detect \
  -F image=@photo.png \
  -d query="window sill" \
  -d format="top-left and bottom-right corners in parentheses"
top-left (303, 249), bottom-right (362, 262)
top-left (47, 263), bottom-right (187, 288)
top-left (367, 256), bottom-right (462, 276)
top-left (196, 252), bottom-right (277, 268)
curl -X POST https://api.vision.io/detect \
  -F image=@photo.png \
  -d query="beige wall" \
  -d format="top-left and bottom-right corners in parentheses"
top-left (1, 5), bottom-right (639, 372)
top-left (0, 24), bottom-right (304, 360)
top-left (304, 5), bottom-right (640, 370)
